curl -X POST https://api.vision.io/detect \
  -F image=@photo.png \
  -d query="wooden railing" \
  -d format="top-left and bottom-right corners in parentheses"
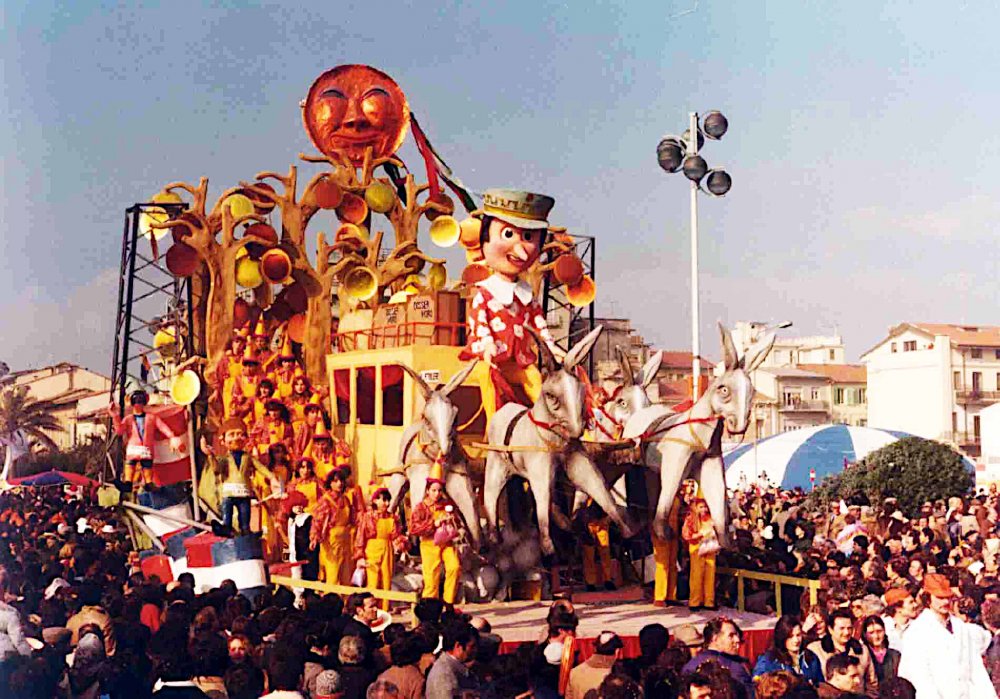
top-left (270, 574), bottom-right (419, 604)
top-left (718, 567), bottom-right (820, 617)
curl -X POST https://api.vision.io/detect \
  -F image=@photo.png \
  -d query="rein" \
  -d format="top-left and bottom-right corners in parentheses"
top-left (639, 413), bottom-right (721, 451)
top-left (592, 406), bottom-right (623, 441)
top-left (526, 410), bottom-right (567, 452)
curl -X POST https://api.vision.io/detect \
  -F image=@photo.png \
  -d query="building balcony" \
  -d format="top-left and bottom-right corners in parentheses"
top-left (955, 390), bottom-right (1000, 403)
top-left (941, 431), bottom-right (981, 446)
top-left (779, 399), bottom-right (828, 412)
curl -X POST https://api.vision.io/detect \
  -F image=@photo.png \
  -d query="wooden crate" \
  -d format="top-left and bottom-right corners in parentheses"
top-left (407, 291), bottom-right (464, 346)
top-left (371, 303), bottom-right (408, 348)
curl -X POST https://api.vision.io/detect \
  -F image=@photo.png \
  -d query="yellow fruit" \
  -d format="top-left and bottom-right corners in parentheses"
top-left (365, 182), bottom-right (396, 214)
top-left (236, 257), bottom-right (264, 288)
top-left (224, 193), bottom-right (256, 219)
top-left (428, 215), bottom-right (460, 247)
top-left (427, 263), bottom-right (447, 291)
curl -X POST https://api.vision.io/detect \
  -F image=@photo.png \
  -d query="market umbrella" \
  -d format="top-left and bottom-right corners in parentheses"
top-left (8, 470), bottom-right (96, 488)
top-left (723, 425), bottom-right (973, 490)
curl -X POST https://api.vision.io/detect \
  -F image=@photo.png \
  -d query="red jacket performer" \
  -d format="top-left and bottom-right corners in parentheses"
top-left (459, 189), bottom-right (565, 422)
top-left (107, 390), bottom-right (185, 492)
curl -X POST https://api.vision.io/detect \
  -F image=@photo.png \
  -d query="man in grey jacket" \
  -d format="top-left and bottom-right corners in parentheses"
top-left (0, 567), bottom-right (32, 662)
top-left (426, 621), bottom-right (479, 699)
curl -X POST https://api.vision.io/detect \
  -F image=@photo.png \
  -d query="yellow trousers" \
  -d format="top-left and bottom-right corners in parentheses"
top-left (652, 535), bottom-right (678, 603)
top-left (472, 362), bottom-right (543, 422)
top-left (688, 544), bottom-right (716, 608)
top-left (420, 539), bottom-right (460, 603)
top-left (582, 521), bottom-right (612, 586)
top-left (365, 539), bottom-right (393, 610)
top-left (320, 525), bottom-right (352, 586)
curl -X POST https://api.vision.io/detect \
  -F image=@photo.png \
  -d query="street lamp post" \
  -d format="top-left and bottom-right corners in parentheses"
top-left (657, 110), bottom-right (731, 400)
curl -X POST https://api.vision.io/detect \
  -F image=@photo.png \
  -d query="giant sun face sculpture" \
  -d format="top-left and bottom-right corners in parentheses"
top-left (302, 64), bottom-right (410, 167)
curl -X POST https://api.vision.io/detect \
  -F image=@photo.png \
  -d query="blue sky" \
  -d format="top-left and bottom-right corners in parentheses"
top-left (2, 0), bottom-right (997, 372)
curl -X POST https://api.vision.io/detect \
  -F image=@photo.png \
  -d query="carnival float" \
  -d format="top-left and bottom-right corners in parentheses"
top-left (107, 65), bottom-right (775, 609)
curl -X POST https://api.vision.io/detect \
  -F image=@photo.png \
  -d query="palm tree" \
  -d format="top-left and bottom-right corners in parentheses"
top-left (0, 385), bottom-right (64, 479)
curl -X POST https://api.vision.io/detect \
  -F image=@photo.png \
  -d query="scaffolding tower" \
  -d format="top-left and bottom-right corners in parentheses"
top-left (542, 233), bottom-right (596, 377)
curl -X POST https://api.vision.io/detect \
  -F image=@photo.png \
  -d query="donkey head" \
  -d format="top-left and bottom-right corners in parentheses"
top-left (710, 323), bottom-right (775, 434)
top-left (603, 348), bottom-right (663, 427)
top-left (401, 361), bottom-right (478, 457)
top-left (530, 325), bottom-right (604, 439)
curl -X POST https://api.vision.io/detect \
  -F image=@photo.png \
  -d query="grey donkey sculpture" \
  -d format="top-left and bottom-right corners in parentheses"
top-left (623, 323), bottom-right (775, 546)
top-left (482, 325), bottom-right (636, 555)
top-left (386, 360), bottom-right (482, 547)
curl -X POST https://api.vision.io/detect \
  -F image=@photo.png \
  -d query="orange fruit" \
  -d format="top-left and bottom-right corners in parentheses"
top-left (459, 217), bottom-right (482, 249)
top-left (314, 178), bottom-right (344, 209)
top-left (553, 254), bottom-right (584, 286)
top-left (461, 263), bottom-right (491, 286)
top-left (287, 313), bottom-right (307, 343)
top-left (165, 242), bottom-right (199, 277)
top-left (336, 192), bottom-right (368, 224)
top-left (566, 275), bottom-right (596, 307)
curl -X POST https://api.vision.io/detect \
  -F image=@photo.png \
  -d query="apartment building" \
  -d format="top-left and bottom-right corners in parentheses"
top-left (862, 322), bottom-right (1000, 456)
top-left (7, 363), bottom-right (112, 449)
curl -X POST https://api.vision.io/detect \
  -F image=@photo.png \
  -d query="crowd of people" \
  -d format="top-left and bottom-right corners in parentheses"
top-left (1, 483), bottom-right (1000, 698)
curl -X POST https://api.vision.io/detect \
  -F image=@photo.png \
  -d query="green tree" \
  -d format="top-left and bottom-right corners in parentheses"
top-left (0, 386), bottom-right (64, 478)
top-left (809, 437), bottom-right (973, 516)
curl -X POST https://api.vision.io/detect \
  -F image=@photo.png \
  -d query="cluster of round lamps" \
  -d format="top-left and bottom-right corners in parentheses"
top-left (656, 110), bottom-right (732, 196)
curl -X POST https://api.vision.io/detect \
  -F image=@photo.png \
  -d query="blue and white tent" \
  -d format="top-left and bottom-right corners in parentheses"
top-left (723, 425), bottom-right (971, 490)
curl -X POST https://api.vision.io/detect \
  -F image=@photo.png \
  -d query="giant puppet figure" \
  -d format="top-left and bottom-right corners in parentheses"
top-left (108, 390), bottom-right (186, 492)
top-left (460, 190), bottom-right (565, 420)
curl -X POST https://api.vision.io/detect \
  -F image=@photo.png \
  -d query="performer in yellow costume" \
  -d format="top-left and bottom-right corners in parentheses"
top-left (681, 497), bottom-right (719, 611)
top-left (254, 443), bottom-right (291, 561)
top-left (310, 469), bottom-right (356, 585)
top-left (309, 421), bottom-right (337, 480)
top-left (409, 464), bottom-right (461, 603)
top-left (289, 457), bottom-right (322, 512)
top-left (354, 487), bottom-right (405, 609)
top-left (653, 478), bottom-right (699, 606)
top-left (271, 338), bottom-right (298, 399)
top-left (576, 499), bottom-right (616, 591)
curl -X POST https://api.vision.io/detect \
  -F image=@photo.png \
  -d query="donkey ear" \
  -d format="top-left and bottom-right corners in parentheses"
top-left (565, 325), bottom-right (604, 371)
top-left (743, 332), bottom-right (776, 372)
top-left (442, 360), bottom-right (477, 398)
top-left (526, 326), bottom-right (560, 375)
top-left (400, 364), bottom-right (432, 400)
top-left (615, 346), bottom-right (635, 386)
top-left (719, 322), bottom-right (739, 371)
top-left (640, 350), bottom-right (663, 389)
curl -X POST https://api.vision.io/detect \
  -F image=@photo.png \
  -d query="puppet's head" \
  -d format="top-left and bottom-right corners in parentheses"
top-left (302, 64), bottom-right (410, 167)
top-left (129, 390), bottom-right (149, 415)
top-left (222, 418), bottom-right (248, 452)
top-left (476, 189), bottom-right (554, 280)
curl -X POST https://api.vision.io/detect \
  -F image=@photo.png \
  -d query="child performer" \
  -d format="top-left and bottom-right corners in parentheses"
top-left (354, 487), bottom-right (406, 608)
top-left (409, 464), bottom-right (462, 603)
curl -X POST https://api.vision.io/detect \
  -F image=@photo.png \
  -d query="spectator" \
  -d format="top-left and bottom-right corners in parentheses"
top-left (860, 616), bottom-right (899, 684)
top-left (337, 634), bottom-right (375, 698)
top-left (261, 653), bottom-right (306, 699)
top-left (223, 663), bottom-right (265, 699)
top-left (877, 677), bottom-right (916, 699)
top-left (678, 671), bottom-right (713, 699)
top-left (819, 653), bottom-right (862, 698)
top-left (313, 669), bottom-right (344, 699)
top-left (0, 566), bottom-right (31, 662)
top-left (149, 629), bottom-right (210, 698)
top-left (566, 631), bottom-right (623, 699)
top-left (897, 573), bottom-right (996, 698)
top-left (880, 588), bottom-right (918, 651)
top-left (365, 679), bottom-right (400, 699)
top-left (376, 633), bottom-right (424, 699)
top-left (982, 598), bottom-right (1000, 694)
top-left (756, 669), bottom-right (805, 699)
top-left (753, 615), bottom-right (824, 685)
top-left (426, 621), bottom-right (478, 699)
top-left (67, 583), bottom-right (116, 657)
top-left (683, 617), bottom-right (754, 697)
top-left (806, 608), bottom-right (878, 696)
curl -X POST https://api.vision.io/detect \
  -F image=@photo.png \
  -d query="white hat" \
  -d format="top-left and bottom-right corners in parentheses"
top-left (477, 189), bottom-right (555, 230)
top-left (44, 578), bottom-right (70, 600)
